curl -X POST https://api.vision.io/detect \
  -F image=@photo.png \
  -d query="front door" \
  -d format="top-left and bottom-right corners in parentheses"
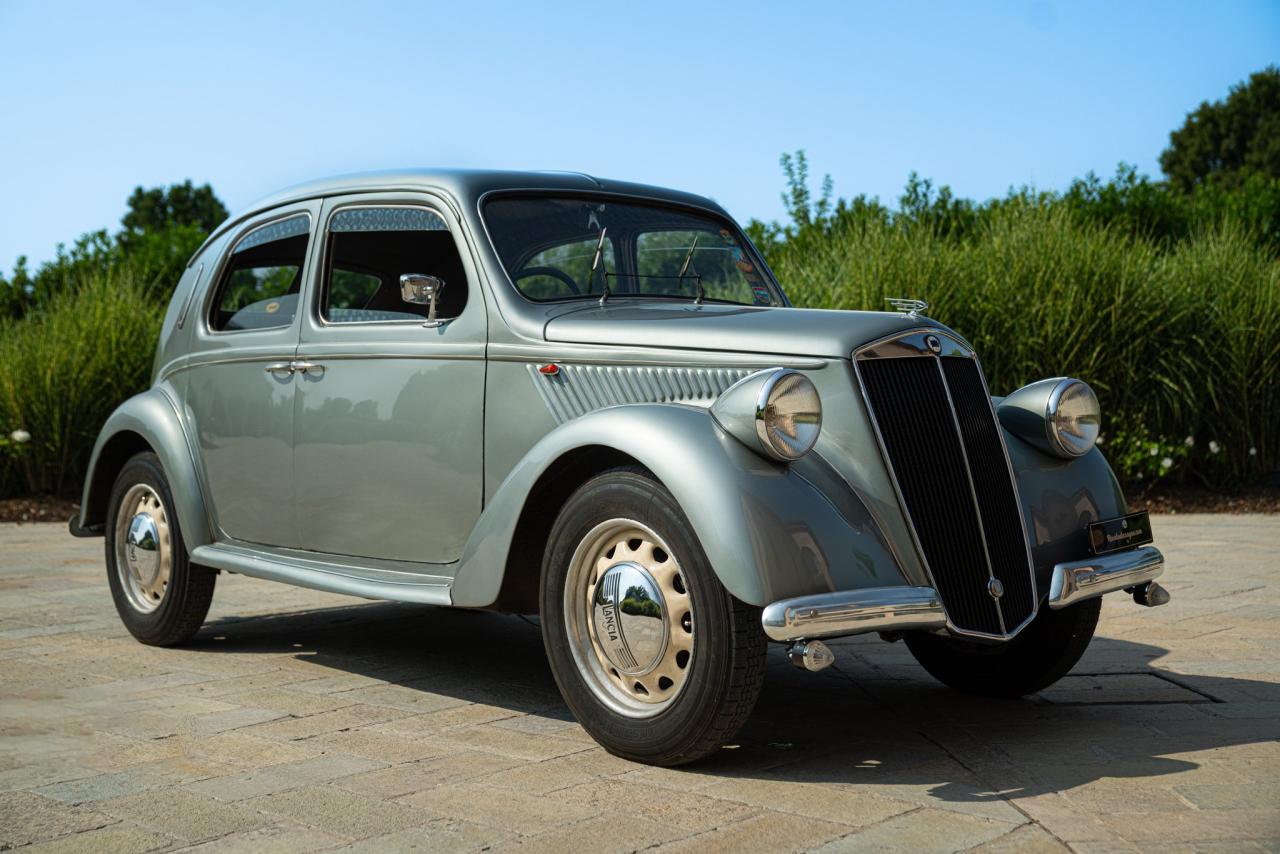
top-left (182, 203), bottom-right (319, 548)
top-left (291, 196), bottom-right (486, 564)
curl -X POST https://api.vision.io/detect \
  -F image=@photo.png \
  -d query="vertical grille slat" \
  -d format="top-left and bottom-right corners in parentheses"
top-left (942, 358), bottom-right (1037, 629)
top-left (857, 344), bottom-right (1037, 637)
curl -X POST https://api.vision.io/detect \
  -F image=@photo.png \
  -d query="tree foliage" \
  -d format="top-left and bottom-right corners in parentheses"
top-left (0, 181), bottom-right (226, 321)
top-left (1160, 66), bottom-right (1280, 191)
top-left (121, 180), bottom-right (228, 237)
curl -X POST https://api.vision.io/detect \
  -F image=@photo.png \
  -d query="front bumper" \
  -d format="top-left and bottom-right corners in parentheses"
top-left (761, 546), bottom-right (1167, 642)
top-left (761, 586), bottom-right (947, 642)
top-left (1046, 545), bottom-right (1164, 610)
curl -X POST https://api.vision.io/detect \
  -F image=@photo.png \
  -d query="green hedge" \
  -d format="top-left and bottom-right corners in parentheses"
top-left (0, 269), bottom-right (162, 497)
top-left (1, 170), bottom-right (1275, 498)
top-left (764, 202), bottom-right (1278, 488)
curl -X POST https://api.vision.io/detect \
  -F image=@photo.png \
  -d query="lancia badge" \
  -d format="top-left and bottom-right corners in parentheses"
top-left (924, 334), bottom-right (942, 355)
top-left (987, 578), bottom-right (1004, 599)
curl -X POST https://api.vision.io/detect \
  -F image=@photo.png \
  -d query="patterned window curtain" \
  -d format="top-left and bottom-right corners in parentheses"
top-left (330, 207), bottom-right (447, 233)
top-left (234, 214), bottom-right (311, 253)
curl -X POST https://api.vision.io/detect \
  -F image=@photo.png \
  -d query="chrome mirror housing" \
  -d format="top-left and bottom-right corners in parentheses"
top-left (399, 273), bottom-right (447, 327)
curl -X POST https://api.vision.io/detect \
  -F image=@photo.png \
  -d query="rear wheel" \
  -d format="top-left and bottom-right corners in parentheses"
top-left (105, 452), bottom-right (216, 646)
top-left (540, 467), bottom-right (767, 766)
top-left (905, 597), bottom-right (1101, 697)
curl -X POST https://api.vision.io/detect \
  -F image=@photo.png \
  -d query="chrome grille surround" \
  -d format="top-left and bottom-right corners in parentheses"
top-left (853, 329), bottom-right (1039, 640)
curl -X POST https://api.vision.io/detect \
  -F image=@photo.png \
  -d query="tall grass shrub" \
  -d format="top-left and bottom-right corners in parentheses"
top-left (0, 269), bottom-right (162, 496)
top-left (0, 161), bottom-right (1274, 498)
top-left (767, 200), bottom-right (1278, 487)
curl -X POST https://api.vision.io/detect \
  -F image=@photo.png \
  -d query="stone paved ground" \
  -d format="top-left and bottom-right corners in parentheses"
top-left (0, 515), bottom-right (1277, 853)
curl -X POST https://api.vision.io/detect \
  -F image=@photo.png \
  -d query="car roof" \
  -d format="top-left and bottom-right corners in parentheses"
top-left (191, 168), bottom-right (729, 266)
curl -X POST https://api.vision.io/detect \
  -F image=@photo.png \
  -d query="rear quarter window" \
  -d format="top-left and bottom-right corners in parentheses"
top-left (208, 214), bottom-right (311, 332)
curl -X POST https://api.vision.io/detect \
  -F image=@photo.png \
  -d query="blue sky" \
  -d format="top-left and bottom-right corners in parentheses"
top-left (1, 1), bottom-right (1276, 270)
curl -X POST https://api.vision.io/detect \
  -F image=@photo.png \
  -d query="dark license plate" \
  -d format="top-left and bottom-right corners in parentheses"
top-left (1087, 511), bottom-right (1154, 555)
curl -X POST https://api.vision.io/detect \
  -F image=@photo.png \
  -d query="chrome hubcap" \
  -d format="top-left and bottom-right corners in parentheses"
top-left (592, 562), bottom-right (668, 675)
top-left (565, 519), bottom-right (694, 717)
top-left (114, 484), bottom-right (172, 613)
top-left (126, 512), bottom-right (161, 581)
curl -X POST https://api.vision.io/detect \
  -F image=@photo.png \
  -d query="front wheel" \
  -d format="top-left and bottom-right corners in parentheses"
top-left (904, 597), bottom-right (1101, 697)
top-left (540, 467), bottom-right (767, 766)
top-left (105, 452), bottom-right (216, 646)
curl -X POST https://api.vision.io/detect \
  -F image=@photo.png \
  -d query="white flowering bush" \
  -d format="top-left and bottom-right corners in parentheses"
top-left (1102, 426), bottom-right (1243, 487)
top-left (0, 428), bottom-right (31, 455)
top-left (0, 429), bottom-right (32, 493)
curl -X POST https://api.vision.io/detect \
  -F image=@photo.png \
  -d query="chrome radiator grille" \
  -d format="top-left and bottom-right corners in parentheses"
top-left (855, 332), bottom-right (1036, 638)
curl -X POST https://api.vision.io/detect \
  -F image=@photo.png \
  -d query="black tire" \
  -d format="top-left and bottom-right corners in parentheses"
top-left (904, 597), bottom-right (1101, 698)
top-left (540, 466), bottom-right (767, 766)
top-left (105, 452), bottom-right (216, 646)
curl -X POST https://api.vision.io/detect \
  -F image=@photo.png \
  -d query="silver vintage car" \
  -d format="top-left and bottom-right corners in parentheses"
top-left (73, 169), bottom-right (1168, 765)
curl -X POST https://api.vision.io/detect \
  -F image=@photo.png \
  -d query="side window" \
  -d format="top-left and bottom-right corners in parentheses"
top-left (322, 207), bottom-right (469, 323)
top-left (209, 214), bottom-right (311, 332)
top-left (519, 237), bottom-right (616, 299)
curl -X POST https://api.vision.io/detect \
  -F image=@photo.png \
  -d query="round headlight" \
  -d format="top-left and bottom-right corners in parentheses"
top-left (1047, 380), bottom-right (1100, 457)
top-left (755, 371), bottom-right (823, 461)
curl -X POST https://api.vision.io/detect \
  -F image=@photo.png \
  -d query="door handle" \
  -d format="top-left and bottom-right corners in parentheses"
top-left (264, 362), bottom-right (293, 374)
top-left (290, 360), bottom-right (325, 376)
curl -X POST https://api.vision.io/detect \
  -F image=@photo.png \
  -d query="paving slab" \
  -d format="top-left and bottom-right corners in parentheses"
top-left (0, 515), bottom-right (1277, 851)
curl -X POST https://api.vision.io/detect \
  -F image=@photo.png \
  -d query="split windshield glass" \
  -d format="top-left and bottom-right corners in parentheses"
top-left (483, 195), bottom-right (785, 306)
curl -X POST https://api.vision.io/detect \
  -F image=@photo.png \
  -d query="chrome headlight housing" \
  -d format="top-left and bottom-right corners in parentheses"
top-left (1047, 379), bottom-right (1101, 457)
top-left (711, 368), bottom-right (822, 462)
top-left (997, 377), bottom-right (1100, 459)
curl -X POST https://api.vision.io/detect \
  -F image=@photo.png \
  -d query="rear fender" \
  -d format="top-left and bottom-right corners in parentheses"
top-left (77, 388), bottom-right (211, 551)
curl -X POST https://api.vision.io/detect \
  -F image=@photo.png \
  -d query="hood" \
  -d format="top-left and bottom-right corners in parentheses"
top-left (542, 302), bottom-right (949, 359)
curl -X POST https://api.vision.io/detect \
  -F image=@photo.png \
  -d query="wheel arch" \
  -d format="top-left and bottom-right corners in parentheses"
top-left (77, 389), bottom-right (212, 551)
top-left (487, 444), bottom-right (642, 614)
top-left (450, 403), bottom-right (907, 612)
top-left (80, 430), bottom-right (153, 532)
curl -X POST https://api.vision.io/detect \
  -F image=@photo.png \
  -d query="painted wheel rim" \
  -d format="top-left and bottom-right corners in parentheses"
top-left (564, 518), bottom-right (694, 718)
top-left (113, 484), bottom-right (172, 613)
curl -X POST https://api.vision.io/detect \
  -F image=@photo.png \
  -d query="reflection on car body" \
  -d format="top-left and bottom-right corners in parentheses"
top-left (74, 169), bottom-right (1168, 765)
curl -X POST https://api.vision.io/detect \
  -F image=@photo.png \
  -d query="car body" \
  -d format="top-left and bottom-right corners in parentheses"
top-left (75, 169), bottom-right (1168, 764)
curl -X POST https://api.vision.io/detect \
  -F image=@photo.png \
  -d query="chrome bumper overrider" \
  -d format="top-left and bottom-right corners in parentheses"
top-left (761, 586), bottom-right (947, 642)
top-left (1047, 545), bottom-right (1165, 610)
top-left (762, 546), bottom-right (1168, 643)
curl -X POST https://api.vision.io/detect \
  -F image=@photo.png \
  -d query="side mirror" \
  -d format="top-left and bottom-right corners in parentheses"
top-left (400, 273), bottom-right (447, 328)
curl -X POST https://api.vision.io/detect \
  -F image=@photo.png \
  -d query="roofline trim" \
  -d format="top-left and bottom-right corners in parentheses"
top-left (187, 180), bottom-right (454, 268)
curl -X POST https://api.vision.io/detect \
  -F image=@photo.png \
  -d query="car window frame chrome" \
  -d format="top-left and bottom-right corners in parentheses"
top-left (311, 201), bottom-right (473, 330)
top-left (201, 209), bottom-right (316, 337)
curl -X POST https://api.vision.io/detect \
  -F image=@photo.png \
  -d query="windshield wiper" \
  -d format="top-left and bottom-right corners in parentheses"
top-left (675, 235), bottom-right (705, 305)
top-left (589, 226), bottom-right (609, 307)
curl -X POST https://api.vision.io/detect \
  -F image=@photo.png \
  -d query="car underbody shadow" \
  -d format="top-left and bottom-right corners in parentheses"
top-left (193, 600), bottom-right (1278, 800)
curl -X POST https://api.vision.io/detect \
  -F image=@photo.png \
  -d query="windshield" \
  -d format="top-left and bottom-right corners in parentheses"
top-left (483, 195), bottom-right (786, 306)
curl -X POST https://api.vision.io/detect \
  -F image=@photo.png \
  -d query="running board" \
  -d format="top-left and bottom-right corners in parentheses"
top-left (190, 542), bottom-right (454, 606)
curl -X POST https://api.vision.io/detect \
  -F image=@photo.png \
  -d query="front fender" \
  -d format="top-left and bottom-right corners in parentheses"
top-left (1005, 436), bottom-right (1128, 596)
top-left (78, 388), bottom-right (211, 551)
top-left (450, 404), bottom-right (906, 609)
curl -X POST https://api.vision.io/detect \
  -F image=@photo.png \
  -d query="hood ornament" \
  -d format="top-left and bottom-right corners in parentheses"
top-left (886, 298), bottom-right (928, 319)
